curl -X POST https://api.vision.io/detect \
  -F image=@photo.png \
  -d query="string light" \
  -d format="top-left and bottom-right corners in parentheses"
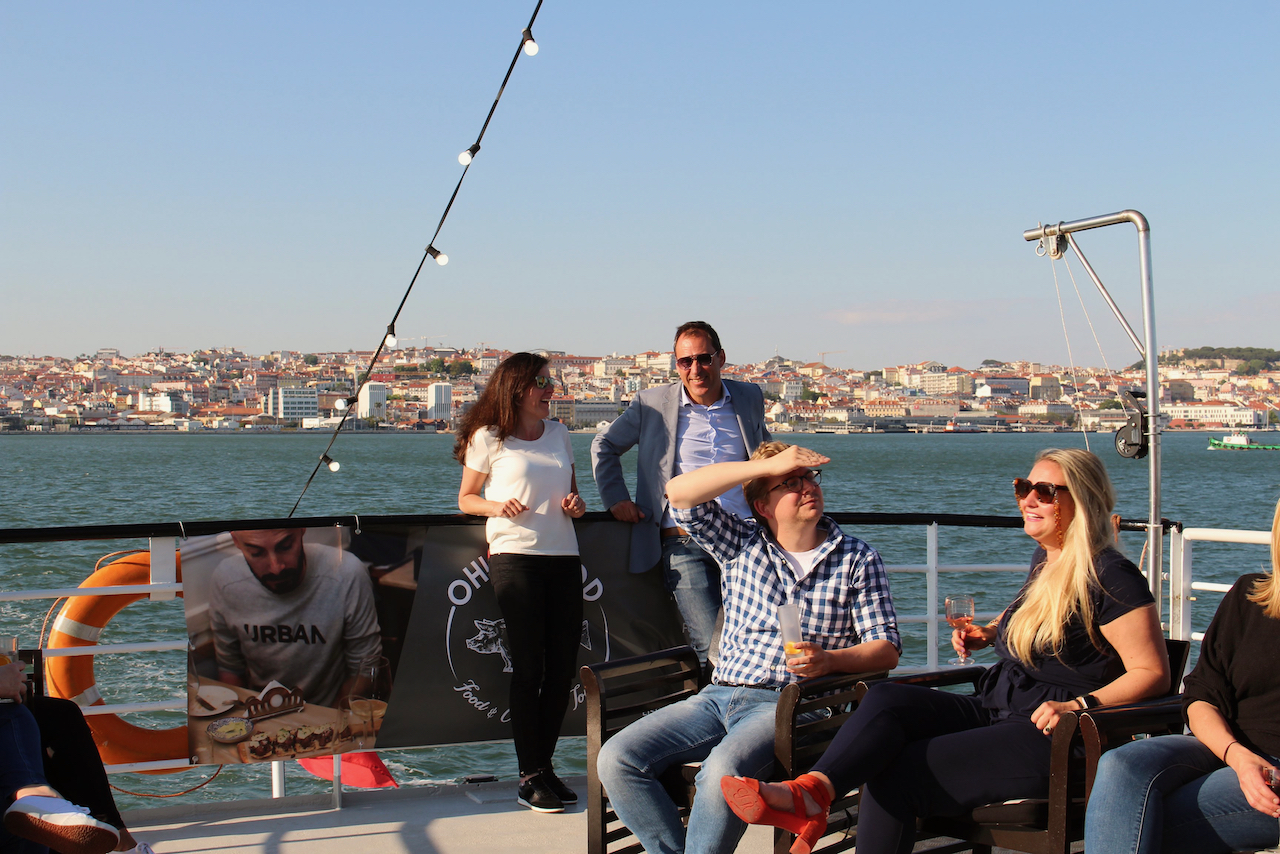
top-left (288, 0), bottom-right (544, 518)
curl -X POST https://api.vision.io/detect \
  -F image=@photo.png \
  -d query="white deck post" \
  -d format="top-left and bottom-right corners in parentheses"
top-left (926, 523), bottom-right (939, 670)
top-left (332, 754), bottom-right (343, 809)
top-left (148, 537), bottom-right (177, 601)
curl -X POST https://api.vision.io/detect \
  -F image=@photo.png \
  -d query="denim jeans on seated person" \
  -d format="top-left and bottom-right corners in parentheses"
top-left (596, 684), bottom-right (780, 854)
top-left (1085, 733), bottom-right (1280, 854)
top-left (661, 535), bottom-right (722, 668)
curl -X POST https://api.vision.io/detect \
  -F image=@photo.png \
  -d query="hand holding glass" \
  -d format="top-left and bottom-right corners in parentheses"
top-left (945, 595), bottom-right (975, 666)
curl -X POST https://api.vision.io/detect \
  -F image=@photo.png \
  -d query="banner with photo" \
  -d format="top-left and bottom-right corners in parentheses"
top-left (179, 519), bottom-right (685, 764)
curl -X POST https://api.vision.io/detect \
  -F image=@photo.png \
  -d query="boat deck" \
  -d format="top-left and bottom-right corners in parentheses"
top-left (123, 776), bottom-right (1032, 853)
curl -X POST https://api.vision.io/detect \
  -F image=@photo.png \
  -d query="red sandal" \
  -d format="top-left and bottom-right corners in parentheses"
top-left (720, 773), bottom-right (833, 854)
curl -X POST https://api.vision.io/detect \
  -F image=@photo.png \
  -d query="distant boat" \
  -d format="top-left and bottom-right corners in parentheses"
top-left (1208, 431), bottom-right (1280, 451)
top-left (944, 420), bottom-right (981, 433)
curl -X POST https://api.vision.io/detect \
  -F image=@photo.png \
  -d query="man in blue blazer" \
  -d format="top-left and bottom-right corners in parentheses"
top-left (591, 321), bottom-right (770, 667)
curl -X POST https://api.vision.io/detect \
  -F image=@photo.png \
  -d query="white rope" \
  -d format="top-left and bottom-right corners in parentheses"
top-left (1050, 258), bottom-right (1090, 451)
top-left (1062, 256), bottom-right (1115, 378)
top-left (1060, 255), bottom-right (1142, 433)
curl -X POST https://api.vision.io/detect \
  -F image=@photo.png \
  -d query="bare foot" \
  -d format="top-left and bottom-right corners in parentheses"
top-left (756, 780), bottom-right (823, 817)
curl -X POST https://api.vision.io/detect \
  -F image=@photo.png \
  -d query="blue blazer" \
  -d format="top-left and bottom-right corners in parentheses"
top-left (590, 379), bottom-right (770, 573)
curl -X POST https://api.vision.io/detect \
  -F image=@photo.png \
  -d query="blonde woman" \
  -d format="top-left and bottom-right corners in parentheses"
top-left (722, 448), bottom-right (1168, 854)
top-left (1084, 496), bottom-right (1280, 854)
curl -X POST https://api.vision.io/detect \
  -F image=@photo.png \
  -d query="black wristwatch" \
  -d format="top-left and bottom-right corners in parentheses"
top-left (1076, 694), bottom-right (1101, 710)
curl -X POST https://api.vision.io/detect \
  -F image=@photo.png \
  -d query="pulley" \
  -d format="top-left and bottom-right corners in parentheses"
top-left (1114, 387), bottom-right (1150, 459)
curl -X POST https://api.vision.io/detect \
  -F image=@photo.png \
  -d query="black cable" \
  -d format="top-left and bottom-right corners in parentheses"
top-left (288, 0), bottom-right (545, 518)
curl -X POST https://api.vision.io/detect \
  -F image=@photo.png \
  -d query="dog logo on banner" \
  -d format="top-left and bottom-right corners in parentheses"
top-left (465, 618), bottom-right (512, 672)
top-left (445, 556), bottom-right (609, 724)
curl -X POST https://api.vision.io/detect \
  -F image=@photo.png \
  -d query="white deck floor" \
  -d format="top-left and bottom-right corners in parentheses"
top-left (123, 776), bottom-right (1033, 853)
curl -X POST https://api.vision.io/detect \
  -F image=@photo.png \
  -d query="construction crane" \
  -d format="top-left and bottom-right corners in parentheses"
top-left (817, 350), bottom-right (845, 366)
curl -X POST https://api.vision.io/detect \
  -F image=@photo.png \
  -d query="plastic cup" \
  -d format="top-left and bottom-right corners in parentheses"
top-left (778, 604), bottom-right (803, 661)
top-left (0, 637), bottom-right (17, 666)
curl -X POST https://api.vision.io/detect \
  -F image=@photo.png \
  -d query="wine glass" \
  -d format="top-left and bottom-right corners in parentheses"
top-left (358, 655), bottom-right (392, 701)
top-left (945, 595), bottom-right (976, 666)
top-left (356, 655), bottom-right (391, 735)
top-left (347, 697), bottom-right (373, 748)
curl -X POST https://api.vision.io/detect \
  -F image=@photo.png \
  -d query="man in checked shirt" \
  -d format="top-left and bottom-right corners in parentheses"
top-left (596, 442), bottom-right (900, 854)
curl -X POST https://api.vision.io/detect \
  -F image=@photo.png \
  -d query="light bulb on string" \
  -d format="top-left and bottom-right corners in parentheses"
top-left (321, 454), bottom-right (340, 473)
top-left (335, 398), bottom-right (348, 411)
top-left (521, 27), bottom-right (538, 56)
top-left (459, 143), bottom-right (480, 166)
top-left (427, 246), bottom-right (448, 266)
top-left (384, 324), bottom-right (398, 348)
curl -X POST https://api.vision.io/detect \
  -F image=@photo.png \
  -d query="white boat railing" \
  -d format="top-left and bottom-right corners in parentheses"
top-left (1169, 525), bottom-right (1273, 642)
top-left (4, 518), bottom-right (1273, 782)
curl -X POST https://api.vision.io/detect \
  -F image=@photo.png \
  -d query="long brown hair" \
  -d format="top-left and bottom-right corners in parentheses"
top-left (452, 352), bottom-right (549, 463)
top-left (1247, 496), bottom-right (1280, 618)
top-left (1003, 448), bottom-right (1118, 665)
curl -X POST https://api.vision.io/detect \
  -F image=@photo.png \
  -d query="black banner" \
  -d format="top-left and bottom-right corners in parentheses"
top-left (180, 520), bottom-right (685, 761)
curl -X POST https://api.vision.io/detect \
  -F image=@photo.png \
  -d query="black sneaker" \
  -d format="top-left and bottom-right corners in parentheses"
top-left (539, 768), bottom-right (578, 804)
top-left (517, 773), bottom-right (564, 813)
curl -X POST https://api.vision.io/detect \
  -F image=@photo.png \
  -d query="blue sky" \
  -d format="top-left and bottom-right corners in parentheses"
top-left (3, 2), bottom-right (1277, 370)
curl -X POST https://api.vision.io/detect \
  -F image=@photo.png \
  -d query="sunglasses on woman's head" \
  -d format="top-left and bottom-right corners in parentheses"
top-left (1013, 478), bottom-right (1069, 502)
top-left (532, 375), bottom-right (555, 389)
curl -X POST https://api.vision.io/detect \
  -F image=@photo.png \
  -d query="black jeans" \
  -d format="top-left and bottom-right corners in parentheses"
top-left (488, 553), bottom-right (583, 775)
top-left (28, 695), bottom-right (126, 831)
top-left (811, 682), bottom-right (1052, 854)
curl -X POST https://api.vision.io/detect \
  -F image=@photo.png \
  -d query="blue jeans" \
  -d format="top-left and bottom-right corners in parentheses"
top-left (1, 703), bottom-right (49, 854)
top-left (596, 684), bottom-right (779, 854)
top-left (1086, 734), bottom-right (1280, 854)
top-left (661, 536), bottom-right (722, 667)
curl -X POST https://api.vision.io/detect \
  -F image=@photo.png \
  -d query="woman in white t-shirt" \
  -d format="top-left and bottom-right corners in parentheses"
top-left (455, 352), bottom-right (586, 814)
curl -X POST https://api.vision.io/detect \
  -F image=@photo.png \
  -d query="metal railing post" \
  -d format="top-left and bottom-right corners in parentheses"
top-left (332, 753), bottom-right (343, 809)
top-left (1168, 527), bottom-right (1191, 641)
top-left (272, 760), bottom-right (286, 798)
top-left (926, 523), bottom-right (939, 670)
top-left (148, 537), bottom-right (177, 601)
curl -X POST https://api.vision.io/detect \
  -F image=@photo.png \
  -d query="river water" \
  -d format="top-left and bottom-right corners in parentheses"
top-left (0, 430), bottom-right (1275, 808)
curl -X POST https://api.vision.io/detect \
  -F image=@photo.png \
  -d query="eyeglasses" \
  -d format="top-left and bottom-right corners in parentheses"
top-left (1013, 478), bottom-right (1069, 502)
top-left (771, 469), bottom-right (823, 494)
top-left (675, 351), bottom-right (721, 371)
top-left (532, 375), bottom-right (555, 389)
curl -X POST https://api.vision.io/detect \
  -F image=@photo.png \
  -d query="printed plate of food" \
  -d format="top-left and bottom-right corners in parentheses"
top-left (207, 717), bottom-right (254, 744)
top-left (190, 685), bottom-right (239, 717)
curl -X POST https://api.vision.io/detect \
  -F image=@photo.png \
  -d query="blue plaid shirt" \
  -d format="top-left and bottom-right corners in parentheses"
top-left (673, 500), bottom-right (899, 687)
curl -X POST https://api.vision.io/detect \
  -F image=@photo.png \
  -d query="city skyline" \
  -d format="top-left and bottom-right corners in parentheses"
top-left (4, 3), bottom-right (1278, 368)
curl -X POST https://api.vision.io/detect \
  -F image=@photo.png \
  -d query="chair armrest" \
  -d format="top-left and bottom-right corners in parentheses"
top-left (1077, 696), bottom-right (1186, 799)
top-left (774, 670), bottom-right (889, 779)
top-left (853, 665), bottom-right (986, 701)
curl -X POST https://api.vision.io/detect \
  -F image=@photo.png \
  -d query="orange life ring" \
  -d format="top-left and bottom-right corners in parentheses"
top-left (46, 551), bottom-right (189, 769)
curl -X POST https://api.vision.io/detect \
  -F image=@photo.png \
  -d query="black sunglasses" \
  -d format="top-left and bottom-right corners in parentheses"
top-left (771, 469), bottom-right (823, 494)
top-left (1013, 478), bottom-right (1069, 502)
top-left (675, 351), bottom-right (720, 371)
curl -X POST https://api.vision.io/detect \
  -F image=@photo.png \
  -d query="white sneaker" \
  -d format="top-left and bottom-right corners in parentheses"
top-left (119, 842), bottom-right (155, 854)
top-left (3, 795), bottom-right (119, 854)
